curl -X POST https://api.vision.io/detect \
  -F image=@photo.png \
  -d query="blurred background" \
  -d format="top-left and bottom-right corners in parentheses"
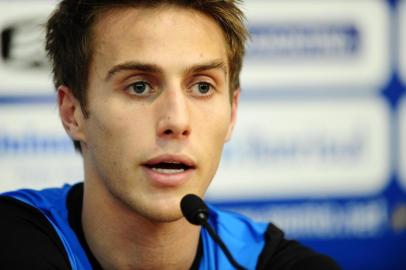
top-left (0, 0), bottom-right (405, 269)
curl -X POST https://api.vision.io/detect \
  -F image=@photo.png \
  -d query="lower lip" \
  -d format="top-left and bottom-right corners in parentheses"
top-left (142, 166), bottom-right (195, 187)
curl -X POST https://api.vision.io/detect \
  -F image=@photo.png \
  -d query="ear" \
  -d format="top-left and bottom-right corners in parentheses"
top-left (225, 89), bottom-right (240, 142)
top-left (58, 85), bottom-right (86, 143)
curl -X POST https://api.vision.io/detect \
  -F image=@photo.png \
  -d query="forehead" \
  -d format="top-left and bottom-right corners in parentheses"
top-left (90, 5), bottom-right (229, 74)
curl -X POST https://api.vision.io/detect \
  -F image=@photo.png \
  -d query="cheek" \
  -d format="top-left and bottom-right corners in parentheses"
top-left (197, 101), bottom-right (232, 160)
top-left (84, 105), bottom-right (152, 167)
top-left (91, 101), bottom-right (150, 140)
top-left (207, 102), bottom-right (232, 141)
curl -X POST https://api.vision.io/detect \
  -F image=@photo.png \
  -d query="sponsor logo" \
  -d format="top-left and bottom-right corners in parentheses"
top-left (1, 17), bottom-right (48, 69)
top-left (241, 0), bottom-right (390, 90)
top-left (222, 198), bottom-right (388, 239)
top-left (0, 105), bottom-right (83, 192)
top-left (0, 132), bottom-right (72, 155)
top-left (208, 98), bottom-right (391, 199)
top-left (0, 2), bottom-right (56, 95)
top-left (248, 23), bottom-right (360, 60)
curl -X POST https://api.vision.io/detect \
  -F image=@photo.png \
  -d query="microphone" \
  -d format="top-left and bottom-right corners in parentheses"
top-left (180, 194), bottom-right (246, 270)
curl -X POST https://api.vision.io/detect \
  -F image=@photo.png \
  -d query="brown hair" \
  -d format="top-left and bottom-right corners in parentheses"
top-left (46, 0), bottom-right (248, 151)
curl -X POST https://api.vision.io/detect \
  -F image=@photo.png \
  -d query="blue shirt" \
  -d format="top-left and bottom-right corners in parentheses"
top-left (2, 184), bottom-right (269, 270)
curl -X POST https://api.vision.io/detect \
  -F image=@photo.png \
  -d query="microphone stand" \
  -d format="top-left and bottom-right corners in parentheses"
top-left (181, 195), bottom-right (247, 270)
top-left (197, 213), bottom-right (246, 270)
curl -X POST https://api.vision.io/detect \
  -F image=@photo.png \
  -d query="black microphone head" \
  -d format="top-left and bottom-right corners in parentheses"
top-left (180, 194), bottom-right (209, 225)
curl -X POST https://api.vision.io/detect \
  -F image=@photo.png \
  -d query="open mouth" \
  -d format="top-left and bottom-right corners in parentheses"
top-left (144, 161), bottom-right (194, 174)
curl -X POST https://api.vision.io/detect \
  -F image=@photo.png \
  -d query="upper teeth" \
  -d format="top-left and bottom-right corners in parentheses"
top-left (152, 168), bottom-right (185, 174)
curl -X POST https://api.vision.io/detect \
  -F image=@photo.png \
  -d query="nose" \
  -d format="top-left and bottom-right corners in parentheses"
top-left (156, 88), bottom-right (191, 139)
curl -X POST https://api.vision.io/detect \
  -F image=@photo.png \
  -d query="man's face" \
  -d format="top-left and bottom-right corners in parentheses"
top-left (74, 6), bottom-right (238, 222)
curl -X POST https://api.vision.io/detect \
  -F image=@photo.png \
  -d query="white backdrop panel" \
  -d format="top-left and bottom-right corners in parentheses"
top-left (208, 97), bottom-right (391, 200)
top-left (400, 97), bottom-right (406, 191)
top-left (400, 0), bottom-right (406, 83)
top-left (242, 0), bottom-right (390, 91)
top-left (0, 104), bottom-right (83, 192)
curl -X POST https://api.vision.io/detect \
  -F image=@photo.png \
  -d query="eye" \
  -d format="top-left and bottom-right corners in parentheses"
top-left (190, 82), bottom-right (214, 97)
top-left (127, 81), bottom-right (153, 96)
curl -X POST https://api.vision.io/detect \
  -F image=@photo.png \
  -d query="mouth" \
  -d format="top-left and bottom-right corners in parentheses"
top-left (142, 155), bottom-right (196, 187)
top-left (143, 155), bottom-right (196, 175)
top-left (144, 161), bottom-right (193, 174)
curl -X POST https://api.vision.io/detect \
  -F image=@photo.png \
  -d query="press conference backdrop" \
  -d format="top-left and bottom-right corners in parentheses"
top-left (0, 0), bottom-right (405, 269)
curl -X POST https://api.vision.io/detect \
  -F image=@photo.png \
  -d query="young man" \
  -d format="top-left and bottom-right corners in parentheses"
top-left (0, 1), bottom-right (340, 269)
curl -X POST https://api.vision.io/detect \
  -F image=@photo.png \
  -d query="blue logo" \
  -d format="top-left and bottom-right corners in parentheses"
top-left (0, 132), bottom-right (74, 155)
top-left (247, 23), bottom-right (361, 60)
top-left (223, 130), bottom-right (365, 165)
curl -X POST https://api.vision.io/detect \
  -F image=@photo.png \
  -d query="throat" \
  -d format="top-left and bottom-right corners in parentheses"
top-left (80, 173), bottom-right (201, 270)
top-left (83, 201), bottom-right (201, 269)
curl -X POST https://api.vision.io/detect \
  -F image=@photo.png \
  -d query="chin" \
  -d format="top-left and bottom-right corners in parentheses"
top-left (123, 195), bottom-right (185, 223)
top-left (141, 207), bottom-right (184, 223)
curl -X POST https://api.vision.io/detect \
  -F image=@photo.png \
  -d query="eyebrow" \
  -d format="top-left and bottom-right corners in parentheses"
top-left (105, 62), bottom-right (161, 81)
top-left (105, 60), bottom-right (227, 81)
top-left (185, 60), bottom-right (227, 76)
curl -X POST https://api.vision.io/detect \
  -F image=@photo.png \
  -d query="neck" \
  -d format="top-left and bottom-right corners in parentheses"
top-left (81, 180), bottom-right (200, 270)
